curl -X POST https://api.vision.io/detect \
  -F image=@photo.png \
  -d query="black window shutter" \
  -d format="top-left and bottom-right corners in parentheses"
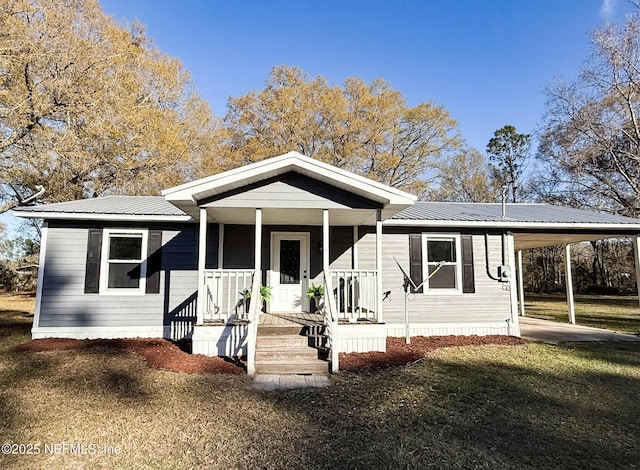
top-left (461, 234), bottom-right (475, 293)
top-left (408, 234), bottom-right (423, 293)
top-left (84, 228), bottom-right (103, 293)
top-left (146, 230), bottom-right (162, 294)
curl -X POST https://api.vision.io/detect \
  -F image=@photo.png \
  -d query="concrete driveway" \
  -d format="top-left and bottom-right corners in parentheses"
top-left (519, 316), bottom-right (640, 343)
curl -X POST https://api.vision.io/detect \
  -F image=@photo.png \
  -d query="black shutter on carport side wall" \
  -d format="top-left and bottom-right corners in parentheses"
top-left (461, 234), bottom-right (475, 293)
top-left (408, 234), bottom-right (423, 293)
top-left (84, 228), bottom-right (103, 293)
top-left (146, 230), bottom-right (162, 294)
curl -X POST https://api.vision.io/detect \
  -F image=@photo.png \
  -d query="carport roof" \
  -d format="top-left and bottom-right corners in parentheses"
top-left (392, 202), bottom-right (640, 225)
top-left (389, 202), bottom-right (640, 249)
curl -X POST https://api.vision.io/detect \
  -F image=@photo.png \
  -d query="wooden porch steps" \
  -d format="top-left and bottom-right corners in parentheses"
top-left (255, 324), bottom-right (329, 375)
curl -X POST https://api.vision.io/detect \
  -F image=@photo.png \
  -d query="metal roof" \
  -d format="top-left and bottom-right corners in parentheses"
top-left (393, 202), bottom-right (640, 225)
top-left (13, 196), bottom-right (192, 221)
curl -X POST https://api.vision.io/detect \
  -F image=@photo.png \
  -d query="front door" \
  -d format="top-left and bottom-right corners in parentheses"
top-left (271, 233), bottom-right (309, 312)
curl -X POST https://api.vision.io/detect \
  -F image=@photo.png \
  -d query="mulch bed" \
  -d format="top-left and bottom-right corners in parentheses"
top-left (339, 335), bottom-right (528, 372)
top-left (12, 338), bottom-right (245, 374)
top-left (12, 335), bottom-right (527, 375)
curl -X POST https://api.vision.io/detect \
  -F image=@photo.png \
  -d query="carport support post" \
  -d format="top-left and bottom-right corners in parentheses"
top-left (565, 244), bottom-right (576, 325)
top-left (517, 250), bottom-right (525, 316)
top-left (634, 236), bottom-right (640, 309)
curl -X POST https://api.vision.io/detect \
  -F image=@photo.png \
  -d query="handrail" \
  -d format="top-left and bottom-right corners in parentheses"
top-left (322, 271), bottom-right (339, 373)
top-left (245, 270), bottom-right (261, 376)
top-left (329, 269), bottom-right (378, 322)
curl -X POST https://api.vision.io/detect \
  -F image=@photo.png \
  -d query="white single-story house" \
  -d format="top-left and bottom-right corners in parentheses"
top-left (14, 152), bottom-right (640, 374)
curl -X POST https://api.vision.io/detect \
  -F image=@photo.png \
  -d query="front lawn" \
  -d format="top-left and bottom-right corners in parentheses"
top-left (1, 294), bottom-right (639, 469)
top-left (524, 293), bottom-right (640, 335)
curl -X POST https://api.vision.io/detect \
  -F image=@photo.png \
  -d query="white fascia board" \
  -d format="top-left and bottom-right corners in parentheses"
top-left (13, 211), bottom-right (194, 222)
top-left (162, 151), bottom-right (417, 206)
top-left (383, 218), bottom-right (640, 231)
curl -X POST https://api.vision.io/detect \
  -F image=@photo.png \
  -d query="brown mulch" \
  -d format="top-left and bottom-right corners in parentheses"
top-left (12, 338), bottom-right (245, 375)
top-left (12, 335), bottom-right (527, 375)
top-left (339, 335), bottom-right (528, 372)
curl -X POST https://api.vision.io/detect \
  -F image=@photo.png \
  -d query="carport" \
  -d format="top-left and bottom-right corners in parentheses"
top-left (512, 214), bottom-right (640, 325)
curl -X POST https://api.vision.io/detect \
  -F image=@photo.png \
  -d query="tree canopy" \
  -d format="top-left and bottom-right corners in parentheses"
top-left (487, 125), bottom-right (531, 203)
top-left (536, 13), bottom-right (640, 216)
top-left (0, 0), bottom-right (218, 209)
top-left (208, 65), bottom-right (464, 196)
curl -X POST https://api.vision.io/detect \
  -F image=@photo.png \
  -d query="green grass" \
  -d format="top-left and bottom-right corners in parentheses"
top-left (1, 294), bottom-right (640, 469)
top-left (524, 293), bottom-right (640, 335)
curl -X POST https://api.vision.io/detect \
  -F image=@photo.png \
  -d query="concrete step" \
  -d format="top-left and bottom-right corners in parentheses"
top-left (255, 361), bottom-right (329, 375)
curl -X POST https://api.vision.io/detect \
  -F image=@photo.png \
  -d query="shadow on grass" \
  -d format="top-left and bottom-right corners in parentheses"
top-left (243, 345), bottom-right (640, 469)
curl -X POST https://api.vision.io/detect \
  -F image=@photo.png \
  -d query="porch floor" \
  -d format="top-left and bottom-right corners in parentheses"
top-left (259, 312), bottom-right (324, 327)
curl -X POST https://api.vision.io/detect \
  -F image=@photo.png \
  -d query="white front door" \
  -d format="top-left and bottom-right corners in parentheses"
top-left (271, 233), bottom-right (309, 312)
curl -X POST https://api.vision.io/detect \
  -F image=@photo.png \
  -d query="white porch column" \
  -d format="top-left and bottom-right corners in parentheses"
top-left (352, 225), bottom-right (359, 270)
top-left (565, 244), bottom-right (576, 324)
top-left (196, 208), bottom-right (208, 325)
top-left (323, 210), bottom-right (330, 272)
top-left (376, 209), bottom-right (383, 323)
top-left (254, 209), bottom-right (262, 272)
top-left (218, 223), bottom-right (224, 269)
top-left (517, 250), bottom-right (525, 316)
top-left (634, 236), bottom-right (640, 309)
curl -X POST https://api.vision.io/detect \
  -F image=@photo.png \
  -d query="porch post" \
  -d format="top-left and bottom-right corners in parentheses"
top-left (517, 250), bottom-right (525, 316)
top-left (254, 209), bottom-right (262, 272)
top-left (352, 225), bottom-right (359, 270)
top-left (634, 236), bottom-right (640, 309)
top-left (196, 208), bottom-right (208, 325)
top-left (323, 210), bottom-right (329, 272)
top-left (376, 209), bottom-right (383, 323)
top-left (218, 223), bottom-right (224, 269)
top-left (565, 244), bottom-right (576, 324)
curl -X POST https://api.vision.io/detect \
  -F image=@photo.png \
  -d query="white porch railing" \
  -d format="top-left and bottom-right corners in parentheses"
top-left (322, 271), bottom-right (339, 373)
top-left (202, 269), bottom-right (255, 323)
top-left (329, 270), bottom-right (378, 321)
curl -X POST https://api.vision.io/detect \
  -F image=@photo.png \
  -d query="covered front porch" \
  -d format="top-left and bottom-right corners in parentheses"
top-left (192, 205), bottom-right (385, 374)
top-left (162, 152), bottom-right (417, 373)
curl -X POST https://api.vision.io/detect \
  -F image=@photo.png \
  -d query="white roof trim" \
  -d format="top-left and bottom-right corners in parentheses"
top-left (13, 211), bottom-right (194, 222)
top-left (384, 219), bottom-right (640, 230)
top-left (162, 151), bottom-right (417, 206)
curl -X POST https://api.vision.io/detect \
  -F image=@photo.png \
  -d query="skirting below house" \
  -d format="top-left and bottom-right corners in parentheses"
top-left (336, 323), bottom-right (387, 353)
top-left (191, 324), bottom-right (248, 357)
top-left (384, 321), bottom-right (511, 338)
top-left (31, 326), bottom-right (165, 340)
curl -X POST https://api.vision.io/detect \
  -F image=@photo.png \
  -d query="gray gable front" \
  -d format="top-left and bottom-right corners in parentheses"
top-left (200, 172), bottom-right (382, 210)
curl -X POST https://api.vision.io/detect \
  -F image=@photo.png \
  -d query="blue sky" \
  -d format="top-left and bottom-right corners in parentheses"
top-left (2, 0), bottom-right (638, 235)
top-left (100, 0), bottom-right (636, 152)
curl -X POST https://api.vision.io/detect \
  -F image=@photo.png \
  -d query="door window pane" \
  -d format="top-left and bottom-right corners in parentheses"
top-left (280, 240), bottom-right (300, 284)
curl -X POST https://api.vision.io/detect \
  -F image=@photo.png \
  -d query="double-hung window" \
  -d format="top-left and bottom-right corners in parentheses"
top-left (100, 229), bottom-right (148, 294)
top-left (422, 233), bottom-right (462, 294)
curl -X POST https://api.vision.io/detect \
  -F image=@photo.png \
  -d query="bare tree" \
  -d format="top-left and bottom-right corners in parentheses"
top-left (536, 13), bottom-right (640, 217)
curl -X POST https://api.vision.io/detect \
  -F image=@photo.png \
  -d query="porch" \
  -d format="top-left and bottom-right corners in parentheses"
top-left (162, 152), bottom-right (417, 374)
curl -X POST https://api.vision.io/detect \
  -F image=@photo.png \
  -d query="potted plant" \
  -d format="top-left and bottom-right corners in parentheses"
top-left (246, 285), bottom-right (272, 312)
top-left (307, 283), bottom-right (325, 312)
